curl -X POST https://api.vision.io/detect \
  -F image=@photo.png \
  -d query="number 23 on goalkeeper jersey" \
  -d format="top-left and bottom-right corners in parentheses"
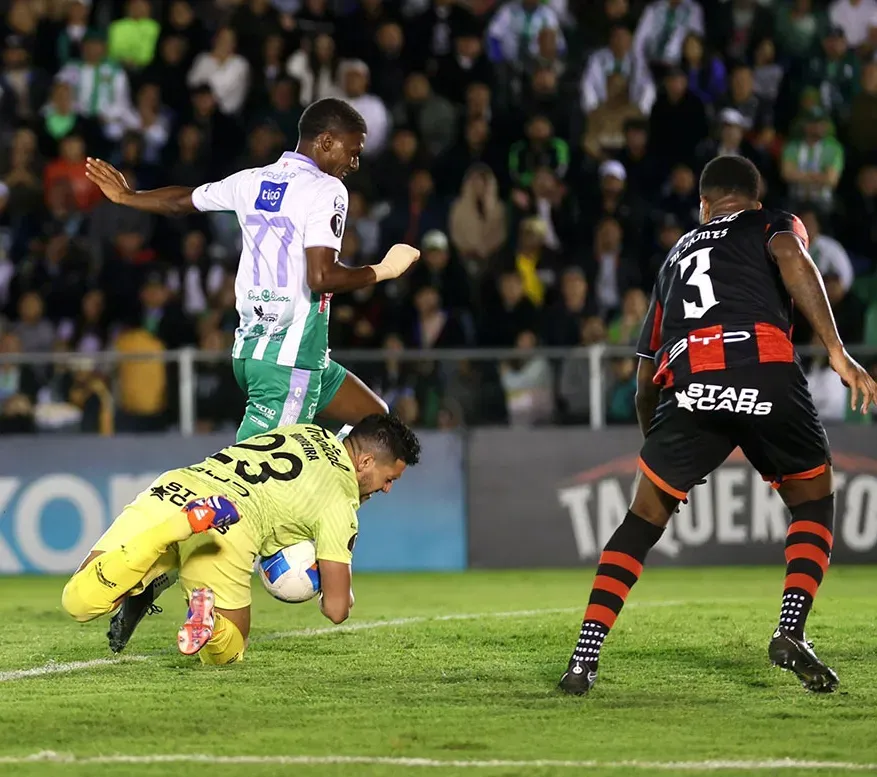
top-left (184, 424), bottom-right (361, 565)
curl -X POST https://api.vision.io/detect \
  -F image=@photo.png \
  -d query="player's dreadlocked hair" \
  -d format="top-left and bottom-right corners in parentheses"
top-left (699, 155), bottom-right (761, 202)
top-left (349, 414), bottom-right (422, 466)
top-left (298, 98), bottom-right (367, 141)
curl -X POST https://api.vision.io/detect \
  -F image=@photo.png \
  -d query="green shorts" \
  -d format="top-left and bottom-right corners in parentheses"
top-left (232, 358), bottom-right (348, 442)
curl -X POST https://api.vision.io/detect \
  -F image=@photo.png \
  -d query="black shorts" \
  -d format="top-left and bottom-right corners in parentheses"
top-left (639, 363), bottom-right (831, 500)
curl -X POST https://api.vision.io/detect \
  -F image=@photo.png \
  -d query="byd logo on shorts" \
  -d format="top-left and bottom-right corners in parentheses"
top-left (675, 383), bottom-right (773, 415)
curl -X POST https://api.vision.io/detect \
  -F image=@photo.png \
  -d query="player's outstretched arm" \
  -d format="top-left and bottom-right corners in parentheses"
top-left (85, 157), bottom-right (197, 216)
top-left (771, 232), bottom-right (877, 413)
top-left (635, 357), bottom-right (659, 438)
top-left (317, 560), bottom-right (352, 624)
top-left (306, 243), bottom-right (420, 295)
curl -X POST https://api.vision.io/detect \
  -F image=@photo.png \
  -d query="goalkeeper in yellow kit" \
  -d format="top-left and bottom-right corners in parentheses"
top-left (61, 414), bottom-right (420, 665)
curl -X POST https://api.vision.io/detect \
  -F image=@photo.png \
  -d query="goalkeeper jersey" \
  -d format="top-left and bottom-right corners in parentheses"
top-left (183, 424), bottom-right (360, 564)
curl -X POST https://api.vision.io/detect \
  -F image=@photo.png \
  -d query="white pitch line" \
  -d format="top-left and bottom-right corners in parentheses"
top-left (0, 598), bottom-right (708, 684)
top-left (1, 753), bottom-right (876, 771)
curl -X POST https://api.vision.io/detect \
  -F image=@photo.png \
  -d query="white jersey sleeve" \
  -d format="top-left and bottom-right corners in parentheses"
top-left (192, 169), bottom-right (255, 213)
top-left (302, 177), bottom-right (348, 252)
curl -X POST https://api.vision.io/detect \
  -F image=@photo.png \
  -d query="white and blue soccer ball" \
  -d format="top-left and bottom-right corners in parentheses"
top-left (258, 540), bottom-right (321, 603)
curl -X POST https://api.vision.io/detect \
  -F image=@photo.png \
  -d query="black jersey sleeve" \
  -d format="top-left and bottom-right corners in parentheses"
top-left (765, 210), bottom-right (810, 251)
top-left (635, 287), bottom-right (664, 359)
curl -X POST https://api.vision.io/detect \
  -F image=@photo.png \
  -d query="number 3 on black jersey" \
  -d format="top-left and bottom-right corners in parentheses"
top-left (678, 247), bottom-right (719, 320)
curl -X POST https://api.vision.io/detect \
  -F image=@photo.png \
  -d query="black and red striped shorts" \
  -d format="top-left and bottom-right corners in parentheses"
top-left (639, 362), bottom-right (831, 500)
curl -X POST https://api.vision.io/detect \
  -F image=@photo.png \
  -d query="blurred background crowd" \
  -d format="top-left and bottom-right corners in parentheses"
top-left (1, 0), bottom-right (876, 434)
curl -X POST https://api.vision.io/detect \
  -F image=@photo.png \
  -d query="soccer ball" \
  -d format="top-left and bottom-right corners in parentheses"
top-left (258, 541), bottom-right (321, 603)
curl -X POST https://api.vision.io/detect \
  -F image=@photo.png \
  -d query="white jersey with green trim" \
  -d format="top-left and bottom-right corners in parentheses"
top-left (191, 152), bottom-right (348, 370)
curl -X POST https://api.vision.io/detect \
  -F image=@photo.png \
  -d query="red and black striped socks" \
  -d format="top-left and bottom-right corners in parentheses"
top-left (778, 494), bottom-right (834, 639)
top-left (572, 511), bottom-right (664, 668)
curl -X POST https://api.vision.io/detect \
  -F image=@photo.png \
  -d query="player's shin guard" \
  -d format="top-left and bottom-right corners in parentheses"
top-left (199, 613), bottom-right (246, 666)
top-left (778, 494), bottom-right (834, 639)
top-left (573, 511), bottom-right (664, 668)
top-left (61, 520), bottom-right (190, 623)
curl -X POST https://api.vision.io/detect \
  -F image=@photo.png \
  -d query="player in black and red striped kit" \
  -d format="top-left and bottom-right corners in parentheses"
top-left (559, 156), bottom-right (877, 697)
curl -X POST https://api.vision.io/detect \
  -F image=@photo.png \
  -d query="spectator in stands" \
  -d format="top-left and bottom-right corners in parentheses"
top-left (371, 22), bottom-right (408, 106)
top-left (392, 72), bottom-right (457, 159)
top-left (781, 106), bottom-right (845, 213)
top-left (1, 35), bottom-right (51, 126)
top-left (433, 115), bottom-right (505, 196)
top-left (340, 0), bottom-right (397, 63)
top-left (187, 27), bottom-right (250, 115)
top-left (13, 291), bottom-right (54, 354)
top-left (113, 313), bottom-right (167, 433)
top-left (581, 23), bottom-right (655, 116)
top-left (659, 163), bottom-right (699, 229)
top-left (408, 285), bottom-right (471, 350)
top-left (43, 134), bottom-right (100, 214)
top-left (680, 32), bottom-right (726, 108)
top-left (806, 332), bottom-right (849, 422)
top-left (57, 289), bottom-right (109, 354)
top-left (509, 115), bottom-right (570, 192)
top-left (246, 33), bottom-right (288, 113)
top-left (40, 0), bottom-right (94, 71)
top-left (408, 0), bottom-right (476, 74)
top-left (254, 78), bottom-right (303, 148)
top-left (584, 160), bottom-right (648, 260)
top-left (486, 0), bottom-right (566, 68)
top-left (518, 67), bottom-right (574, 141)
top-left (800, 209), bottom-right (855, 291)
top-left (38, 81), bottom-right (98, 160)
top-left (410, 230), bottom-right (471, 312)
top-left (229, 0), bottom-right (283, 66)
top-left (143, 36), bottom-right (192, 118)
top-left (0, 331), bottom-right (38, 413)
top-left (432, 26), bottom-right (494, 102)
top-left (56, 31), bottom-right (132, 125)
top-left (286, 33), bottom-right (342, 105)
top-left (709, 0), bottom-right (774, 63)
top-left (648, 212), bottom-right (684, 278)
top-left (838, 164), bottom-right (877, 269)
top-left (104, 83), bottom-right (171, 164)
top-left (592, 216), bottom-right (639, 319)
top-left (829, 0), bottom-right (877, 51)
top-left (607, 286), bottom-right (648, 346)
top-left (542, 265), bottom-right (594, 346)
top-left (848, 61), bottom-right (877, 160)
top-left (372, 126), bottom-right (424, 203)
top-left (695, 108), bottom-right (763, 176)
top-left (775, 0), bottom-right (829, 62)
top-left (448, 163), bottom-right (508, 273)
top-left (295, 0), bottom-right (336, 42)
top-left (647, 66), bottom-right (708, 173)
top-left (186, 84), bottom-right (243, 174)
top-left (480, 269), bottom-right (540, 347)
top-left (514, 167), bottom-right (577, 261)
top-left (583, 73), bottom-right (644, 160)
top-left (195, 326), bottom-right (243, 433)
top-left (634, 0), bottom-right (705, 72)
top-left (752, 38), bottom-right (784, 107)
top-left (825, 270), bottom-right (866, 344)
top-left (160, 1), bottom-right (208, 70)
top-left (614, 117), bottom-right (660, 200)
top-left (346, 191), bottom-right (382, 262)
top-left (166, 230), bottom-right (225, 318)
top-left (500, 329), bottom-right (554, 426)
top-left (557, 315), bottom-right (607, 424)
top-left (381, 168), bottom-right (447, 250)
top-left (801, 25), bottom-right (860, 122)
top-left (108, 0), bottom-right (161, 70)
top-left (339, 59), bottom-right (390, 158)
top-left (719, 64), bottom-right (774, 144)
top-left (168, 123), bottom-right (208, 188)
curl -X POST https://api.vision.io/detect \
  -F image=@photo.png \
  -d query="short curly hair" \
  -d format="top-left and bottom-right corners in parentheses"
top-left (699, 155), bottom-right (760, 202)
top-left (348, 413), bottom-right (421, 466)
top-left (298, 98), bottom-right (367, 141)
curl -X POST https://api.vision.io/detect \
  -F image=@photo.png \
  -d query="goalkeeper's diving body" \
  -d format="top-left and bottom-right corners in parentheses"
top-left (61, 415), bottom-right (421, 665)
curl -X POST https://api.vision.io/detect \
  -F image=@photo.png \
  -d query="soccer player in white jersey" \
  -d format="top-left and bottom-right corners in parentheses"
top-left (85, 98), bottom-right (419, 442)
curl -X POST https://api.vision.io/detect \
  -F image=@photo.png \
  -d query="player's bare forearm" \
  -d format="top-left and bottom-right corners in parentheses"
top-left (119, 186), bottom-right (198, 216)
top-left (318, 559), bottom-right (352, 624)
top-left (770, 233), bottom-right (844, 356)
top-left (306, 247), bottom-right (379, 294)
top-left (635, 357), bottom-right (659, 438)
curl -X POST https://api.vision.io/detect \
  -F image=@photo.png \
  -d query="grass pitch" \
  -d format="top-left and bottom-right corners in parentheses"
top-left (0, 568), bottom-right (875, 777)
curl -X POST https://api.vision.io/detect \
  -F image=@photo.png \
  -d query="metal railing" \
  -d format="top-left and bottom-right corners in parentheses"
top-left (1, 344), bottom-right (875, 436)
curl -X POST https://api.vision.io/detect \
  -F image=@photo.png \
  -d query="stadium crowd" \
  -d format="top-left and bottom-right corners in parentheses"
top-left (0, 0), bottom-right (876, 434)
